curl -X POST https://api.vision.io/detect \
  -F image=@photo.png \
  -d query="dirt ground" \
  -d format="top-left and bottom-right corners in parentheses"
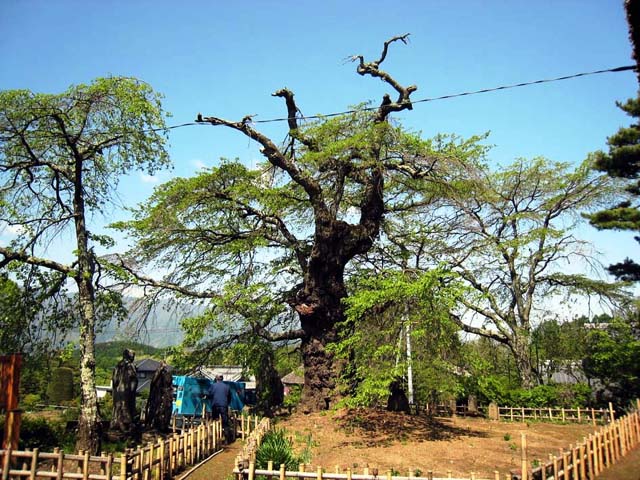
top-left (274, 409), bottom-right (601, 479)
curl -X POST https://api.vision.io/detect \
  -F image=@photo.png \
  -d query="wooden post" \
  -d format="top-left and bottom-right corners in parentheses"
top-left (586, 435), bottom-right (594, 479)
top-left (552, 455), bottom-right (558, 480)
top-left (56, 448), bottom-right (64, 480)
top-left (280, 464), bottom-right (286, 480)
top-left (579, 443), bottom-right (586, 479)
top-left (82, 450), bottom-right (90, 480)
top-left (597, 431), bottom-right (604, 474)
top-left (1, 354), bottom-right (22, 451)
top-left (591, 408), bottom-right (596, 427)
top-left (562, 450), bottom-right (569, 480)
top-left (346, 467), bottom-right (351, 480)
top-left (577, 407), bottom-right (581, 423)
top-left (248, 462), bottom-right (255, 480)
top-left (608, 402), bottom-right (615, 423)
top-left (603, 427), bottom-right (611, 467)
top-left (521, 433), bottom-right (528, 480)
top-left (571, 445), bottom-right (578, 479)
top-left (317, 466), bottom-right (323, 480)
top-left (561, 408), bottom-right (565, 423)
top-left (29, 448), bottom-right (38, 480)
top-left (119, 454), bottom-right (127, 480)
top-left (1, 447), bottom-right (11, 480)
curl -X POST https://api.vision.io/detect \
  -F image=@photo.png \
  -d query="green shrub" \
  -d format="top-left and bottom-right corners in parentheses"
top-left (0, 415), bottom-right (70, 451)
top-left (255, 429), bottom-right (303, 469)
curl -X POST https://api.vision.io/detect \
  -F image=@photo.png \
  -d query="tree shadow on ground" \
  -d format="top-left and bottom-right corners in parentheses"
top-left (335, 409), bottom-right (488, 448)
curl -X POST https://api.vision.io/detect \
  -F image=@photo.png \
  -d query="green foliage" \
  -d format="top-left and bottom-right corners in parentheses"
top-left (283, 385), bottom-right (302, 411)
top-left (587, 96), bottom-right (640, 281)
top-left (46, 367), bottom-right (75, 403)
top-left (583, 315), bottom-right (640, 405)
top-left (0, 415), bottom-right (72, 451)
top-left (335, 267), bottom-right (465, 407)
top-left (475, 377), bottom-right (592, 408)
top-left (255, 428), bottom-right (304, 470)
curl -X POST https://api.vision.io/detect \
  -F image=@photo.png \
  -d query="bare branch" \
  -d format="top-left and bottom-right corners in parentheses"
top-left (0, 246), bottom-right (73, 274)
top-left (350, 34), bottom-right (417, 122)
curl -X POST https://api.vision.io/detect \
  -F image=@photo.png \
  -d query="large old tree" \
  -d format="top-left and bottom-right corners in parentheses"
top-left (113, 36), bottom-right (477, 411)
top-left (0, 77), bottom-right (169, 452)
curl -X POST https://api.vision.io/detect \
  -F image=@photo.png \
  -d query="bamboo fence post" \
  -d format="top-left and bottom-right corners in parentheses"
top-left (577, 407), bottom-right (581, 423)
top-left (597, 431), bottom-right (604, 475)
top-left (510, 407), bottom-right (514, 422)
top-left (549, 407), bottom-right (553, 421)
top-left (363, 467), bottom-right (369, 476)
top-left (552, 455), bottom-right (558, 480)
top-left (1, 448), bottom-right (10, 480)
top-left (571, 445), bottom-right (578, 480)
top-left (299, 463), bottom-right (305, 473)
top-left (579, 443), bottom-right (586, 479)
top-left (56, 448), bottom-right (64, 480)
top-left (317, 466), bottom-right (323, 480)
top-left (603, 427), bottom-right (611, 467)
top-left (28, 448), bottom-right (38, 480)
top-left (521, 433), bottom-right (528, 480)
top-left (427, 469), bottom-right (434, 480)
top-left (446, 469), bottom-right (452, 478)
top-left (611, 423), bottom-right (620, 463)
top-left (521, 407), bottom-right (525, 422)
top-left (266, 461), bottom-right (273, 480)
top-left (386, 470), bottom-right (392, 480)
top-left (279, 464), bottom-right (286, 480)
top-left (248, 462), bottom-right (255, 480)
top-left (493, 471), bottom-right (499, 480)
top-left (591, 409), bottom-right (596, 427)
top-left (562, 449), bottom-right (569, 480)
top-left (585, 436), bottom-right (594, 480)
top-left (561, 408), bottom-right (565, 423)
top-left (120, 454), bottom-right (128, 480)
top-left (346, 467), bottom-right (352, 480)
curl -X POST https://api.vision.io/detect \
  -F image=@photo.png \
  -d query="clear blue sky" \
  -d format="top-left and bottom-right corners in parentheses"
top-left (0, 1), bottom-right (638, 282)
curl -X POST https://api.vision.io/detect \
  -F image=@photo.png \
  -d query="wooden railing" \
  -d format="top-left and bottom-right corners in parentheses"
top-left (0, 419), bottom-right (223, 480)
top-left (494, 405), bottom-right (610, 425)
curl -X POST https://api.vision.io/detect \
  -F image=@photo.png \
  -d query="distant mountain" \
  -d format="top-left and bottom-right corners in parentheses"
top-left (87, 298), bottom-right (206, 348)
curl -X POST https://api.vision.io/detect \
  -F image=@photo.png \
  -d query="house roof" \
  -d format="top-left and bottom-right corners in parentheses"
top-left (135, 358), bottom-right (172, 373)
top-left (193, 365), bottom-right (256, 389)
top-left (281, 371), bottom-right (304, 385)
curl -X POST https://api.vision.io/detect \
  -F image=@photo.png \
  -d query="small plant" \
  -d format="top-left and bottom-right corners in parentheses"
top-left (390, 468), bottom-right (400, 476)
top-left (532, 459), bottom-right (540, 468)
top-left (509, 442), bottom-right (517, 451)
top-left (255, 428), bottom-right (304, 470)
top-left (414, 468), bottom-right (423, 476)
top-left (503, 433), bottom-right (511, 441)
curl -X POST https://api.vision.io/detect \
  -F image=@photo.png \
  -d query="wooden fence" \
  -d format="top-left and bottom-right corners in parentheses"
top-left (0, 417), bottom-right (227, 480)
top-left (491, 405), bottom-right (610, 425)
top-left (525, 404), bottom-right (640, 480)
top-left (234, 403), bottom-right (640, 480)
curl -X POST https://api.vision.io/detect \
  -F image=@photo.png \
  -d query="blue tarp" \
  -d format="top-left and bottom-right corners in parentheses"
top-left (172, 375), bottom-right (245, 416)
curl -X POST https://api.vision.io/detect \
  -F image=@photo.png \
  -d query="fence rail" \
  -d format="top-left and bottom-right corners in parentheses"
top-left (0, 417), bottom-right (231, 480)
top-left (494, 405), bottom-right (610, 425)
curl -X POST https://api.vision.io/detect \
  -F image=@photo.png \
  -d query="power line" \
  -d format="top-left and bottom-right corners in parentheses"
top-left (236, 64), bottom-right (637, 125)
top-left (80, 64), bottom-right (640, 134)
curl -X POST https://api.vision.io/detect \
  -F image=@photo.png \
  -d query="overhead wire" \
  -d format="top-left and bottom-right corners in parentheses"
top-left (181, 64), bottom-right (636, 129)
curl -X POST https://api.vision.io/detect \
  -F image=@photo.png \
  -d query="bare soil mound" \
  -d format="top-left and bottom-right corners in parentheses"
top-left (277, 409), bottom-right (596, 479)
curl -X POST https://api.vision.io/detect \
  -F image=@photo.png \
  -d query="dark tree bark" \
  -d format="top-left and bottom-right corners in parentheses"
top-left (197, 35), bottom-right (417, 412)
